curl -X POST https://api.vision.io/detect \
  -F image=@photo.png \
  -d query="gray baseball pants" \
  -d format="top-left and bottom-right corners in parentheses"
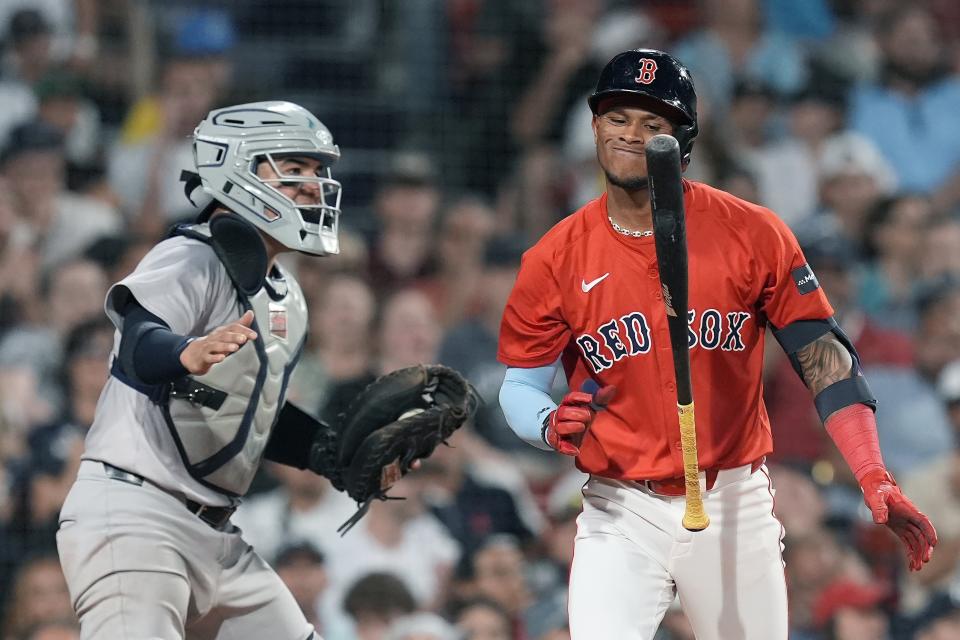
top-left (57, 460), bottom-right (318, 640)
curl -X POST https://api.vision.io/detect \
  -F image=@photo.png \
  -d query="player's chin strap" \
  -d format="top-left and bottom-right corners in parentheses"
top-left (181, 169), bottom-right (202, 205)
top-left (180, 169), bottom-right (220, 222)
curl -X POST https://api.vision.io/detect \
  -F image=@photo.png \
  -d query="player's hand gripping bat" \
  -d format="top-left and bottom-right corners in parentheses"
top-left (647, 134), bottom-right (709, 532)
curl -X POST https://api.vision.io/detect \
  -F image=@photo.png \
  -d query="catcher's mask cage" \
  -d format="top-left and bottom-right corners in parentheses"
top-left (191, 101), bottom-right (343, 256)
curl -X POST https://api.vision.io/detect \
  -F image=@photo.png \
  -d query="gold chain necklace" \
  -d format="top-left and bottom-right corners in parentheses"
top-left (608, 216), bottom-right (654, 238)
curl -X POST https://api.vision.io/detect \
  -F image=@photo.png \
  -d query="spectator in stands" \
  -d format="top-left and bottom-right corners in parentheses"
top-left (366, 153), bottom-right (441, 293)
top-left (748, 72), bottom-right (848, 227)
top-left (816, 132), bottom-right (897, 247)
top-left (858, 194), bottom-right (935, 331)
top-left (867, 281), bottom-right (958, 475)
top-left (0, 257), bottom-right (108, 428)
top-left (294, 227), bottom-right (371, 291)
top-left (0, 318), bottom-right (112, 551)
top-left (439, 234), bottom-right (535, 450)
top-left (784, 528), bottom-right (873, 637)
top-left (911, 591), bottom-right (960, 640)
top-left (34, 68), bottom-right (102, 171)
top-left (232, 463), bottom-right (356, 563)
top-left (849, 5), bottom-right (960, 214)
top-left (386, 613), bottom-right (461, 640)
top-left (767, 465), bottom-right (827, 538)
top-left (723, 78), bottom-right (776, 161)
top-left (439, 0), bottom-right (541, 197)
top-left (507, 0), bottom-right (608, 235)
top-left (3, 423), bottom-right (82, 581)
top-left (420, 427), bottom-right (533, 555)
top-left (322, 287), bottom-right (442, 423)
top-left (811, 579), bottom-right (893, 640)
top-left (82, 233), bottom-right (155, 287)
top-left (918, 217), bottom-right (960, 287)
top-left (0, 553), bottom-right (74, 640)
top-left (289, 273), bottom-right (377, 414)
top-left (0, 121), bottom-right (119, 270)
top-left (450, 597), bottom-right (512, 640)
top-left (454, 535), bottom-right (532, 639)
top-left (0, 10), bottom-right (46, 146)
top-left (421, 194), bottom-right (497, 328)
top-left (167, 9), bottom-right (236, 99)
top-left (323, 473), bottom-right (460, 625)
top-left (2, 9), bottom-right (56, 86)
top-left (0, 257), bottom-right (107, 435)
top-left (0, 176), bottom-right (40, 331)
top-left (58, 317), bottom-right (114, 428)
top-left (674, 0), bottom-right (807, 116)
top-left (340, 572), bottom-right (416, 640)
top-left (274, 542), bottom-right (328, 633)
top-left (108, 54), bottom-right (220, 233)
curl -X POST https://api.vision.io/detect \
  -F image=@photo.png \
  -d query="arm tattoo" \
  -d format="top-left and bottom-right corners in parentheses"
top-left (796, 334), bottom-right (854, 396)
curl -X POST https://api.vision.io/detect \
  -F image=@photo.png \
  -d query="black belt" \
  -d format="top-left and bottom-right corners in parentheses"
top-left (183, 498), bottom-right (235, 529)
top-left (101, 462), bottom-right (236, 529)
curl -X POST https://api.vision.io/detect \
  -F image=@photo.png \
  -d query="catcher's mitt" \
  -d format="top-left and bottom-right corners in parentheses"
top-left (310, 364), bottom-right (477, 533)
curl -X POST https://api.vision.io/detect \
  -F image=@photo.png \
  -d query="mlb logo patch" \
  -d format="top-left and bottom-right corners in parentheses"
top-left (268, 302), bottom-right (287, 339)
top-left (791, 263), bottom-right (820, 295)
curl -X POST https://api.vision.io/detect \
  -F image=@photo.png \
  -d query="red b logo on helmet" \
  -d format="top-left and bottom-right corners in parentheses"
top-left (635, 59), bottom-right (658, 85)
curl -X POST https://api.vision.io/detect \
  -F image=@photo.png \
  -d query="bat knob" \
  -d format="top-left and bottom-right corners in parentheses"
top-left (580, 380), bottom-right (600, 395)
top-left (647, 134), bottom-right (679, 155)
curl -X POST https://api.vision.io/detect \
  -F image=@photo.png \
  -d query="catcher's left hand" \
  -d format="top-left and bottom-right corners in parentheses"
top-left (308, 364), bottom-right (477, 532)
top-left (860, 469), bottom-right (938, 571)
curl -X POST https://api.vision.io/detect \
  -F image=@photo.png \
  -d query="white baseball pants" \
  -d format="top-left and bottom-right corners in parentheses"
top-left (569, 464), bottom-right (787, 640)
top-left (56, 461), bottom-right (317, 640)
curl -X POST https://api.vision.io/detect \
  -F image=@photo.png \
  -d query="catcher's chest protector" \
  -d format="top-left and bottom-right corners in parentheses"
top-left (167, 224), bottom-right (307, 496)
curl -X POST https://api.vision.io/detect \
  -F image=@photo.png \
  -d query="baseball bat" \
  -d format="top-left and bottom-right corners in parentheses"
top-left (647, 134), bottom-right (709, 531)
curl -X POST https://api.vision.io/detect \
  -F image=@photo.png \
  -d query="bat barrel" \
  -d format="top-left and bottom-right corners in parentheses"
top-left (648, 135), bottom-right (692, 406)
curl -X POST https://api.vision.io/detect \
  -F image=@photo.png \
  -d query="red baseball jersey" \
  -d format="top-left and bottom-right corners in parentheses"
top-left (498, 180), bottom-right (833, 480)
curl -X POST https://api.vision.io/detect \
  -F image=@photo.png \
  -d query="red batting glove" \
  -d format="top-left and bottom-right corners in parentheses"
top-left (860, 468), bottom-right (938, 571)
top-left (542, 385), bottom-right (616, 456)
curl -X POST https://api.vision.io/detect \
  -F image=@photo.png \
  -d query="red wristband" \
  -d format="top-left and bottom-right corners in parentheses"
top-left (824, 404), bottom-right (885, 483)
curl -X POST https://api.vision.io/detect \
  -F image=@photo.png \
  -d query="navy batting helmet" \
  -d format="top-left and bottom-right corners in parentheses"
top-left (588, 49), bottom-right (698, 164)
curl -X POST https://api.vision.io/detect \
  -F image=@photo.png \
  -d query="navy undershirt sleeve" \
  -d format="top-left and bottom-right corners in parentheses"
top-left (118, 297), bottom-right (192, 385)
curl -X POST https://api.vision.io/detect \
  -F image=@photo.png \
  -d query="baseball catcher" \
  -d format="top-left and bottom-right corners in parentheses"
top-left (55, 100), bottom-right (475, 640)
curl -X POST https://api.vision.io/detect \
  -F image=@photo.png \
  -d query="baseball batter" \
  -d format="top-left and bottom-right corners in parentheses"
top-left (56, 101), bottom-right (344, 639)
top-left (497, 49), bottom-right (938, 640)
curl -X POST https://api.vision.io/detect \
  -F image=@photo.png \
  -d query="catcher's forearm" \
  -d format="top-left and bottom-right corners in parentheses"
top-left (499, 363), bottom-right (560, 451)
top-left (118, 297), bottom-right (191, 384)
top-left (263, 402), bottom-right (325, 469)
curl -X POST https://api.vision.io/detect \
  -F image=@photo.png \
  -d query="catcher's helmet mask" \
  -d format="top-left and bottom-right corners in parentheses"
top-left (589, 49), bottom-right (699, 165)
top-left (188, 101), bottom-right (343, 256)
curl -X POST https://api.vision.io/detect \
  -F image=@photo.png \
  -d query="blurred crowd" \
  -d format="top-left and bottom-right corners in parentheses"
top-left (0, 0), bottom-right (958, 639)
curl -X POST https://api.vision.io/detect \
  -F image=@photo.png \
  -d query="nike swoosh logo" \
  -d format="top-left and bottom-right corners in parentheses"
top-left (581, 273), bottom-right (610, 293)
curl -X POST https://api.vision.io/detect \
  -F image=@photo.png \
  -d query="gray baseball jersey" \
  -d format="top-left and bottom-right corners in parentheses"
top-left (84, 224), bottom-right (307, 505)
